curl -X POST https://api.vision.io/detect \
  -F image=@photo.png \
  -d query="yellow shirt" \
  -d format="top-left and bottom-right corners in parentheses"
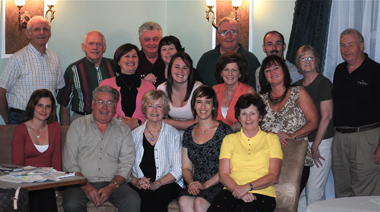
top-left (219, 127), bottom-right (283, 198)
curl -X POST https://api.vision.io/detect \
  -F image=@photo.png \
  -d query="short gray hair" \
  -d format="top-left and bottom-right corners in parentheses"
top-left (92, 86), bottom-right (119, 103)
top-left (138, 22), bottom-right (162, 38)
top-left (341, 28), bottom-right (364, 43)
top-left (27, 16), bottom-right (51, 33)
top-left (217, 17), bottom-right (239, 33)
top-left (84, 31), bottom-right (106, 44)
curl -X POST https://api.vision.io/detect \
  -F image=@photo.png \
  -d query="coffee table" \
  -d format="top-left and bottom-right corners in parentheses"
top-left (0, 175), bottom-right (87, 191)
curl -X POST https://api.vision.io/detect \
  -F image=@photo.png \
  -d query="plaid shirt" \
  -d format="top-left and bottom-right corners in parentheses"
top-left (56, 57), bottom-right (116, 114)
top-left (0, 43), bottom-right (65, 110)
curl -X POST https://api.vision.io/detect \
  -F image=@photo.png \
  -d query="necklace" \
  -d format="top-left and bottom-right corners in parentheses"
top-left (268, 87), bottom-right (289, 106)
top-left (225, 87), bottom-right (236, 101)
top-left (30, 123), bottom-right (46, 139)
top-left (200, 121), bottom-right (215, 135)
top-left (119, 75), bottom-right (138, 90)
top-left (146, 122), bottom-right (162, 141)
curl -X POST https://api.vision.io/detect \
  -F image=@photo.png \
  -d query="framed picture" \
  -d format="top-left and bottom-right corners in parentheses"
top-left (2, 0), bottom-right (44, 58)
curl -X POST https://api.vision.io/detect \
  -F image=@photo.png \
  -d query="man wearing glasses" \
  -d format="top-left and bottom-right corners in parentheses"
top-left (196, 17), bottom-right (260, 87)
top-left (62, 85), bottom-right (140, 212)
top-left (255, 31), bottom-right (303, 92)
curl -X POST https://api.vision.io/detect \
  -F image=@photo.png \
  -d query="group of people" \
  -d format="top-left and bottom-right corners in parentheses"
top-left (1, 13), bottom-right (379, 212)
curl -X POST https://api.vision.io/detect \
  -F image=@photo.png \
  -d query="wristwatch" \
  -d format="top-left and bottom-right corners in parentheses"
top-left (249, 183), bottom-right (253, 191)
top-left (111, 181), bottom-right (119, 189)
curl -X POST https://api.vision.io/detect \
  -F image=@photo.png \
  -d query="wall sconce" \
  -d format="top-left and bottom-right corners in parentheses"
top-left (205, 0), bottom-right (242, 29)
top-left (15, 0), bottom-right (56, 29)
top-left (15, 0), bottom-right (30, 29)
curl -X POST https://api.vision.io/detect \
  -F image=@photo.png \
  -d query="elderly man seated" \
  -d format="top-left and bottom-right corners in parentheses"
top-left (62, 85), bottom-right (140, 212)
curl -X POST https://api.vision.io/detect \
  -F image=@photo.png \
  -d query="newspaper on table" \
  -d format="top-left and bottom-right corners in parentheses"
top-left (0, 166), bottom-right (75, 183)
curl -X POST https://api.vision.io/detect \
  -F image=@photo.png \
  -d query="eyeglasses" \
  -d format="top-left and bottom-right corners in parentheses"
top-left (219, 29), bottom-right (239, 37)
top-left (300, 57), bottom-right (314, 62)
top-left (94, 100), bottom-right (116, 107)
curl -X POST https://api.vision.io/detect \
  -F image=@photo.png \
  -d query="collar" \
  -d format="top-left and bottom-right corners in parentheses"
top-left (238, 126), bottom-right (264, 140)
top-left (214, 43), bottom-right (244, 55)
top-left (85, 57), bottom-right (104, 68)
top-left (27, 43), bottom-right (46, 57)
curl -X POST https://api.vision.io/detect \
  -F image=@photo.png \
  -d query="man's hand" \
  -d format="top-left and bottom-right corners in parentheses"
top-left (374, 142), bottom-right (380, 164)
top-left (98, 184), bottom-right (116, 206)
top-left (119, 117), bottom-right (140, 130)
top-left (81, 183), bottom-right (100, 207)
top-left (144, 73), bottom-right (157, 85)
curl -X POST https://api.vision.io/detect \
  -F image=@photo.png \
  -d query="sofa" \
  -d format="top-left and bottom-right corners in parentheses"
top-left (0, 124), bottom-right (307, 212)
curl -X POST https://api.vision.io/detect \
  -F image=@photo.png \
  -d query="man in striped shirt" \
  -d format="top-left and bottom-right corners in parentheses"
top-left (57, 31), bottom-right (116, 125)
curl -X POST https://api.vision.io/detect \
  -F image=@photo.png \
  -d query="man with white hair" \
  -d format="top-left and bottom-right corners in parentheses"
top-left (57, 31), bottom-right (116, 125)
top-left (0, 16), bottom-right (64, 125)
top-left (137, 21), bottom-right (163, 78)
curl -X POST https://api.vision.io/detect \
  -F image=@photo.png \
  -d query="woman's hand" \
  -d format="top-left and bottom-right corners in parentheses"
top-left (232, 184), bottom-right (250, 199)
top-left (187, 181), bottom-right (203, 195)
top-left (119, 117), bottom-right (140, 130)
top-left (144, 73), bottom-right (157, 85)
top-left (240, 193), bottom-right (256, 203)
top-left (276, 132), bottom-right (291, 147)
top-left (311, 142), bottom-right (325, 168)
top-left (138, 177), bottom-right (151, 190)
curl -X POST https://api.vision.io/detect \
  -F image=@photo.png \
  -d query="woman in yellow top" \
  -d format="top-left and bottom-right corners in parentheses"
top-left (208, 94), bottom-right (283, 212)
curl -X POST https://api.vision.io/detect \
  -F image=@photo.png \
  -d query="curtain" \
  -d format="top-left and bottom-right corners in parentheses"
top-left (286, 0), bottom-right (332, 73)
top-left (324, 0), bottom-right (380, 81)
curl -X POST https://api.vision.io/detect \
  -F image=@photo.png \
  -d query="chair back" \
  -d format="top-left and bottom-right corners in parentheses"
top-left (274, 139), bottom-right (308, 212)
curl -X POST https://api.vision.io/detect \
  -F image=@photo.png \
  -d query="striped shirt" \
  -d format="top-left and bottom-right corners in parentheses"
top-left (0, 43), bottom-right (65, 110)
top-left (132, 121), bottom-right (184, 188)
top-left (56, 57), bottom-right (116, 114)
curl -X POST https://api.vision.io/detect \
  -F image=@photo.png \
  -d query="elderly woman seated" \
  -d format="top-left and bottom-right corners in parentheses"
top-left (208, 94), bottom-right (283, 212)
top-left (129, 90), bottom-right (183, 212)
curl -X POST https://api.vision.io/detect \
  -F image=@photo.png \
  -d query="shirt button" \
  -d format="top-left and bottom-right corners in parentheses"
top-left (249, 149), bottom-right (250, 151)
top-left (248, 153), bottom-right (250, 155)
top-left (100, 158), bottom-right (102, 160)
top-left (100, 148), bottom-right (102, 150)
top-left (249, 144), bottom-right (251, 145)
top-left (99, 168), bottom-right (101, 170)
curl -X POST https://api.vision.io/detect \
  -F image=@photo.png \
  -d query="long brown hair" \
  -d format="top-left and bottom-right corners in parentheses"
top-left (24, 89), bottom-right (57, 124)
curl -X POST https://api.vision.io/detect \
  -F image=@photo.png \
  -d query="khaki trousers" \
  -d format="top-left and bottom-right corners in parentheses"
top-left (332, 127), bottom-right (380, 197)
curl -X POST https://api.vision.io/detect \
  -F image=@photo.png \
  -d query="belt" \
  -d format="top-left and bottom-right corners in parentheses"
top-left (73, 111), bottom-right (90, 116)
top-left (9, 108), bottom-right (25, 113)
top-left (335, 122), bottom-right (380, 133)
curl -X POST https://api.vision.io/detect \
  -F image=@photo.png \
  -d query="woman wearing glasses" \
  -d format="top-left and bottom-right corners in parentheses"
top-left (100, 43), bottom-right (155, 130)
top-left (293, 45), bottom-right (334, 210)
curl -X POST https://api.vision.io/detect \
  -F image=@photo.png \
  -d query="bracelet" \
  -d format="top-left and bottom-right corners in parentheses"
top-left (249, 182), bottom-right (253, 191)
top-left (232, 123), bottom-right (235, 132)
top-left (158, 179), bottom-right (162, 187)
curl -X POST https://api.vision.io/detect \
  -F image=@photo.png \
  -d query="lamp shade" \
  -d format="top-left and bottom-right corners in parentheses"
top-left (15, 0), bottom-right (25, 6)
top-left (232, 0), bottom-right (242, 7)
top-left (206, 0), bottom-right (216, 6)
top-left (45, 0), bottom-right (56, 5)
